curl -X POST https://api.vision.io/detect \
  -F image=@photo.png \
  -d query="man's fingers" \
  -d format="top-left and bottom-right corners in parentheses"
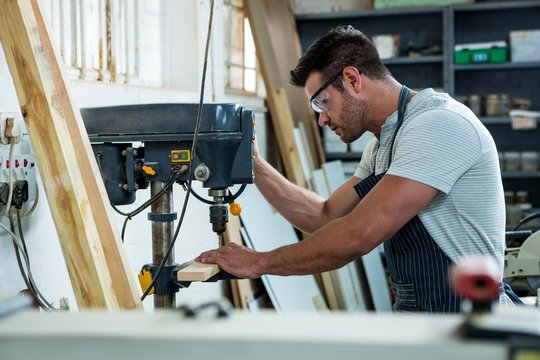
top-left (197, 251), bottom-right (222, 264)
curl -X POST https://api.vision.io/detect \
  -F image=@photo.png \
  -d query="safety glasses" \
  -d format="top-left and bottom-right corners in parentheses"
top-left (309, 70), bottom-right (344, 114)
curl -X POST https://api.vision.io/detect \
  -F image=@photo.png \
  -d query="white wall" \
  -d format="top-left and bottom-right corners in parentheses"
top-left (0, 0), bottom-right (264, 312)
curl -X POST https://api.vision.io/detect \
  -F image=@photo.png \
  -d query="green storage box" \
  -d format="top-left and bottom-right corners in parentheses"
top-left (374, 0), bottom-right (473, 9)
top-left (454, 41), bottom-right (508, 64)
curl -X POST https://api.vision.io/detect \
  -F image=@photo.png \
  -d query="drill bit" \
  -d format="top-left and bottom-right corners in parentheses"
top-left (218, 233), bottom-right (224, 247)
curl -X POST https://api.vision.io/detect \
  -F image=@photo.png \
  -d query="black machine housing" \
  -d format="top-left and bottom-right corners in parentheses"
top-left (81, 103), bottom-right (254, 205)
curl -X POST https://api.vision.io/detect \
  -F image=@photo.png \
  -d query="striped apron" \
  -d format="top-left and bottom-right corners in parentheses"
top-left (354, 86), bottom-right (461, 312)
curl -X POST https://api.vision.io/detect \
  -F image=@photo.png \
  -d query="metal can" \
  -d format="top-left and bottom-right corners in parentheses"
top-left (468, 95), bottom-right (482, 116)
top-left (499, 94), bottom-right (510, 116)
top-left (485, 94), bottom-right (500, 117)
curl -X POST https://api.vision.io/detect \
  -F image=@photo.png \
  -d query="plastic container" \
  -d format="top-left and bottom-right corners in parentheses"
top-left (485, 94), bottom-right (501, 116)
top-left (499, 94), bottom-right (510, 116)
top-left (521, 151), bottom-right (539, 172)
top-left (516, 191), bottom-right (529, 204)
top-left (504, 151), bottom-right (521, 172)
top-left (454, 41), bottom-right (508, 64)
top-left (468, 95), bottom-right (482, 116)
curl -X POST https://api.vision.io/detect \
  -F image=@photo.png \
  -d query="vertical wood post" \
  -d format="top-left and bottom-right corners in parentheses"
top-left (0, 0), bottom-right (141, 309)
top-left (245, 0), bottom-right (325, 176)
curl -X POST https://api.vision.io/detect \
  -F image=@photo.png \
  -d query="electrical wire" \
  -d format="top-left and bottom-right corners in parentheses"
top-left (512, 211), bottom-right (540, 231)
top-left (3, 143), bottom-right (14, 217)
top-left (20, 180), bottom-right (39, 219)
top-left (0, 174), bottom-right (40, 237)
top-left (95, 152), bottom-right (187, 242)
top-left (1, 211), bottom-right (55, 310)
top-left (16, 209), bottom-right (55, 310)
top-left (189, 184), bottom-right (247, 205)
top-left (95, 152), bottom-right (130, 217)
top-left (141, 0), bottom-right (215, 301)
top-left (11, 220), bottom-right (37, 304)
top-left (119, 167), bottom-right (184, 242)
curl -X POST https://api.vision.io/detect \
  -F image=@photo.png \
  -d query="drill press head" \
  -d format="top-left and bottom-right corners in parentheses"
top-left (81, 103), bottom-right (255, 234)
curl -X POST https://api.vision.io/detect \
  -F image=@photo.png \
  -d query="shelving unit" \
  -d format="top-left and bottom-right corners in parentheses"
top-left (297, 7), bottom-right (447, 90)
top-left (295, 1), bottom-right (540, 214)
top-left (449, 1), bottom-right (540, 105)
top-left (450, 1), bottom-right (540, 216)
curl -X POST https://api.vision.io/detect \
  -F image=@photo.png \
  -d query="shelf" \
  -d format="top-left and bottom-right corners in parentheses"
top-left (480, 117), bottom-right (510, 125)
top-left (454, 62), bottom-right (540, 71)
top-left (298, 1), bottom-right (540, 207)
top-left (502, 172), bottom-right (540, 179)
top-left (383, 56), bottom-right (443, 65)
top-left (326, 152), bottom-right (363, 161)
top-left (453, 0), bottom-right (539, 12)
top-left (295, 6), bottom-right (442, 20)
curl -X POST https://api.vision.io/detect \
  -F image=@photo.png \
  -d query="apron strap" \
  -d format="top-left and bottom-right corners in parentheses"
top-left (388, 85), bottom-right (410, 165)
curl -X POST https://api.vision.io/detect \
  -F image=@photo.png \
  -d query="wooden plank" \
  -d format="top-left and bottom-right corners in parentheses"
top-left (177, 262), bottom-right (220, 282)
top-left (271, 88), bottom-right (307, 187)
top-left (293, 127), bottom-right (312, 187)
top-left (310, 169), bottom-right (339, 309)
top-left (312, 167), bottom-right (366, 311)
top-left (248, 0), bottom-right (325, 166)
top-left (298, 122), bottom-right (316, 173)
top-left (323, 160), bottom-right (392, 312)
top-left (0, 0), bottom-right (140, 309)
top-left (222, 214), bottom-right (268, 310)
top-left (245, 0), bottom-right (325, 177)
top-left (311, 169), bottom-right (330, 198)
top-left (239, 186), bottom-right (326, 313)
top-left (222, 216), bottom-right (242, 307)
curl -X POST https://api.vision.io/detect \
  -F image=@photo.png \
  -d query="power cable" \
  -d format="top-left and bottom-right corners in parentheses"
top-left (3, 143), bottom-right (14, 217)
top-left (1, 211), bottom-right (55, 310)
top-left (512, 211), bottom-right (540, 231)
top-left (14, 209), bottom-right (55, 310)
top-left (141, 0), bottom-right (215, 301)
top-left (95, 152), bottom-right (187, 241)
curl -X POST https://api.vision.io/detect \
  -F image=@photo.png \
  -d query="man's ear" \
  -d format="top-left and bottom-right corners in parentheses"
top-left (342, 66), bottom-right (362, 93)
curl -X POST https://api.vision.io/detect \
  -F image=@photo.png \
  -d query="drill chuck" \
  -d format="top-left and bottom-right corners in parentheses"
top-left (209, 204), bottom-right (228, 234)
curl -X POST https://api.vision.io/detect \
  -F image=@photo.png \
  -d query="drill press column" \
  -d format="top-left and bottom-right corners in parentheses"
top-left (149, 181), bottom-right (176, 308)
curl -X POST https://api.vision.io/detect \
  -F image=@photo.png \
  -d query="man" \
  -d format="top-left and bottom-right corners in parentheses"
top-left (197, 25), bottom-right (513, 312)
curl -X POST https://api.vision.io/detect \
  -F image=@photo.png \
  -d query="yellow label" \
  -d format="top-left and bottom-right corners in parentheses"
top-left (138, 269), bottom-right (154, 295)
top-left (171, 150), bottom-right (191, 163)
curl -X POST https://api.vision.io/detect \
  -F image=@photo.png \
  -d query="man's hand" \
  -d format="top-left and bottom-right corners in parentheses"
top-left (195, 243), bottom-right (263, 279)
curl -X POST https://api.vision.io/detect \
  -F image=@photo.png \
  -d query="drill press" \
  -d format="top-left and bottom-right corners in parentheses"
top-left (81, 103), bottom-right (254, 308)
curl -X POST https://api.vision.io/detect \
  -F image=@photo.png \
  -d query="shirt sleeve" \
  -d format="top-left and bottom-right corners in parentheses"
top-left (387, 109), bottom-right (482, 194)
top-left (354, 138), bottom-right (379, 180)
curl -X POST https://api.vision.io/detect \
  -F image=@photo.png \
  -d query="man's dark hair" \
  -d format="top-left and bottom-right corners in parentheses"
top-left (290, 25), bottom-right (391, 89)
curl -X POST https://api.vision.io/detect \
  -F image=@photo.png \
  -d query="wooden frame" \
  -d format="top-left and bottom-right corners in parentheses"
top-left (0, 0), bottom-right (140, 309)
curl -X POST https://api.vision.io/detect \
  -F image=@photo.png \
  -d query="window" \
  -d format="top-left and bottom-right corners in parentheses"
top-left (42, 0), bottom-right (139, 84)
top-left (223, 0), bottom-right (258, 94)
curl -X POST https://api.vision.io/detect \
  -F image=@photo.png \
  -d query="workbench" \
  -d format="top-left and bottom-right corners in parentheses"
top-left (0, 309), bottom-right (508, 360)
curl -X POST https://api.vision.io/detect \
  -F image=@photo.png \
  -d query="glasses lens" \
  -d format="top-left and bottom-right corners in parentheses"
top-left (311, 91), bottom-right (329, 113)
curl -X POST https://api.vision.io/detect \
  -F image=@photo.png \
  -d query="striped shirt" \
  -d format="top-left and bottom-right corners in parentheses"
top-left (354, 88), bottom-right (506, 277)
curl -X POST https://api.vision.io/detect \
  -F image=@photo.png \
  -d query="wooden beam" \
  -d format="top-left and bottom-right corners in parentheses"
top-left (222, 215), bottom-right (268, 310)
top-left (0, 0), bottom-right (141, 309)
top-left (245, 0), bottom-right (325, 172)
top-left (271, 88), bottom-right (307, 187)
top-left (177, 262), bottom-right (220, 282)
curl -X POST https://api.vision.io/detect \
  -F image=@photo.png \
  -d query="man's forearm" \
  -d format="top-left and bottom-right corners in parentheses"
top-left (253, 155), bottom-right (328, 234)
top-left (257, 214), bottom-right (370, 276)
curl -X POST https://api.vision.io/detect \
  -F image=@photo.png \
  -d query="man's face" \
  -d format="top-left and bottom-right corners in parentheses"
top-left (306, 70), bottom-right (369, 144)
top-left (337, 89), bottom-right (369, 143)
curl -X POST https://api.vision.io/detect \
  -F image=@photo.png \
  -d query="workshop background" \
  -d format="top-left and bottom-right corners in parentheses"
top-left (0, 0), bottom-right (539, 313)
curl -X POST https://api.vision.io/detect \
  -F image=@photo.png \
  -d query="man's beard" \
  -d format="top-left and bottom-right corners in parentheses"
top-left (337, 91), bottom-right (369, 144)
